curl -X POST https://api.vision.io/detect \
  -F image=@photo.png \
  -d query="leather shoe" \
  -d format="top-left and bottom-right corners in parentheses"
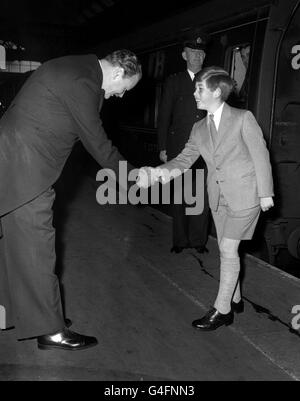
top-left (231, 299), bottom-right (244, 314)
top-left (170, 246), bottom-right (185, 253)
top-left (192, 307), bottom-right (233, 331)
top-left (37, 327), bottom-right (98, 351)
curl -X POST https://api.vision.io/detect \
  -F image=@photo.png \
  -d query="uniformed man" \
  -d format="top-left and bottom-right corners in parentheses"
top-left (157, 36), bottom-right (210, 253)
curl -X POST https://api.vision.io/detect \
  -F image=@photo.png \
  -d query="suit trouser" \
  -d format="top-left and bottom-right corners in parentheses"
top-left (171, 158), bottom-right (210, 247)
top-left (0, 188), bottom-right (65, 339)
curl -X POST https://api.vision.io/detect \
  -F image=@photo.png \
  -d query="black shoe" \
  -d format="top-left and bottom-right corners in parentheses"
top-left (231, 300), bottom-right (244, 314)
top-left (192, 245), bottom-right (209, 254)
top-left (192, 308), bottom-right (234, 331)
top-left (170, 246), bottom-right (185, 253)
top-left (37, 327), bottom-right (98, 351)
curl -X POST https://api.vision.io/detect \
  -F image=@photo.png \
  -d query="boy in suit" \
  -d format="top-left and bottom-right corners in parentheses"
top-left (157, 36), bottom-right (210, 254)
top-left (138, 66), bottom-right (274, 330)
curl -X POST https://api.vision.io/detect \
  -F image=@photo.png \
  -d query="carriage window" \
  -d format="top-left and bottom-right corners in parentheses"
top-left (230, 44), bottom-right (251, 106)
top-left (1, 60), bottom-right (41, 73)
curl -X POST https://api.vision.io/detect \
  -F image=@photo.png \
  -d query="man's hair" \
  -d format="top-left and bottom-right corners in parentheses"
top-left (195, 66), bottom-right (234, 101)
top-left (104, 49), bottom-right (142, 78)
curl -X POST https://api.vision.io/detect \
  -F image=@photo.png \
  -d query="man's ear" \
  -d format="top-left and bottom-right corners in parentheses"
top-left (182, 50), bottom-right (187, 62)
top-left (112, 66), bottom-right (124, 80)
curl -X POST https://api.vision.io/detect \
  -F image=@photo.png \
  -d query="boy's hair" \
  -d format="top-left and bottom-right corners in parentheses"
top-left (104, 49), bottom-right (142, 78)
top-left (195, 66), bottom-right (234, 101)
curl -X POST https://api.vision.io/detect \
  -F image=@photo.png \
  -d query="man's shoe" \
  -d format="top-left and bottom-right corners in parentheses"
top-left (170, 246), bottom-right (185, 253)
top-left (231, 300), bottom-right (244, 314)
top-left (192, 308), bottom-right (233, 331)
top-left (37, 327), bottom-right (98, 351)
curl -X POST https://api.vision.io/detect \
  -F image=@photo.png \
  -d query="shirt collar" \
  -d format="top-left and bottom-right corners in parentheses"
top-left (207, 102), bottom-right (225, 131)
top-left (187, 69), bottom-right (194, 80)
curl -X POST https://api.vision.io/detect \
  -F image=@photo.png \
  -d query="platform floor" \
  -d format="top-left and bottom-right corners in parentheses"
top-left (1, 175), bottom-right (300, 381)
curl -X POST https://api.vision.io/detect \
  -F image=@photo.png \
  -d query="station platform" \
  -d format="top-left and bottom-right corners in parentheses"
top-left (0, 175), bottom-right (300, 381)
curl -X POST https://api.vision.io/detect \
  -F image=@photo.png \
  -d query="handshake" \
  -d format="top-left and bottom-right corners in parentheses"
top-left (136, 166), bottom-right (165, 188)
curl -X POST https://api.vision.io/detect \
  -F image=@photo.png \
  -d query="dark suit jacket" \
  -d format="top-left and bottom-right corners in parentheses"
top-left (0, 54), bottom-right (128, 217)
top-left (157, 70), bottom-right (206, 159)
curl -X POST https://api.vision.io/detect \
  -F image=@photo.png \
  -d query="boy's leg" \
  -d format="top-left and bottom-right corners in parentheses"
top-left (213, 203), bottom-right (260, 313)
top-left (214, 238), bottom-right (241, 314)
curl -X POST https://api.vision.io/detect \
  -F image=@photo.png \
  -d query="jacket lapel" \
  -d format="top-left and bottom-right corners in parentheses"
top-left (197, 118), bottom-right (214, 161)
top-left (215, 103), bottom-right (233, 151)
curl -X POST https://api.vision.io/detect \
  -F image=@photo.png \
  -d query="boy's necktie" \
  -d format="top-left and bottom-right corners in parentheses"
top-left (209, 113), bottom-right (218, 147)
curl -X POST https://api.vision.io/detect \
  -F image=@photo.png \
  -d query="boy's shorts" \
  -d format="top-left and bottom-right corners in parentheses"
top-left (211, 193), bottom-right (261, 241)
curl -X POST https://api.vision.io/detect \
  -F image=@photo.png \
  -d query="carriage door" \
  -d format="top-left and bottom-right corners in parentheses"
top-left (271, 1), bottom-right (300, 259)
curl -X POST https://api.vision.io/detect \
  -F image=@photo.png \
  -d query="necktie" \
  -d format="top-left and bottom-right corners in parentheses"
top-left (209, 114), bottom-right (218, 147)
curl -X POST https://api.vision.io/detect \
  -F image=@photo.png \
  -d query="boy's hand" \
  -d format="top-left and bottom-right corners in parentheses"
top-left (136, 167), bottom-right (161, 188)
top-left (260, 197), bottom-right (274, 212)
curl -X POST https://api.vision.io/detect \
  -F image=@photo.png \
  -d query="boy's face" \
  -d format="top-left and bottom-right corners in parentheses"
top-left (194, 79), bottom-right (219, 111)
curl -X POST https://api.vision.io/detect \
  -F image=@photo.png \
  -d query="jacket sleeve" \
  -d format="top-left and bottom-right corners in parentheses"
top-left (159, 122), bottom-right (201, 182)
top-left (157, 75), bottom-right (175, 152)
top-left (241, 111), bottom-right (274, 197)
top-left (62, 77), bottom-right (135, 177)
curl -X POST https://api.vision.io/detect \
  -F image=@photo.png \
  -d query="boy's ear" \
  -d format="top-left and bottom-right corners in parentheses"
top-left (213, 87), bottom-right (222, 99)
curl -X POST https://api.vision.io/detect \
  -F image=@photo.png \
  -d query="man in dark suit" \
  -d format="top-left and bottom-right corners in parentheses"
top-left (157, 36), bottom-right (210, 253)
top-left (0, 50), bottom-right (142, 350)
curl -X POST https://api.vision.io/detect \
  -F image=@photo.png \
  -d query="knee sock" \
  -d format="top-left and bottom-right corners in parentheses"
top-left (214, 257), bottom-right (240, 314)
top-left (232, 279), bottom-right (241, 303)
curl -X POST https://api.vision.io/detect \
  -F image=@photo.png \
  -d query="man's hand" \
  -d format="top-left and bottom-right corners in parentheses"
top-left (136, 167), bottom-right (161, 188)
top-left (260, 197), bottom-right (274, 212)
top-left (159, 150), bottom-right (167, 163)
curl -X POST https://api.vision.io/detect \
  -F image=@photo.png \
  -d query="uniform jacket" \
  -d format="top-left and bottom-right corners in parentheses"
top-left (162, 103), bottom-right (274, 211)
top-left (157, 71), bottom-right (206, 159)
top-left (0, 54), bottom-right (127, 217)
